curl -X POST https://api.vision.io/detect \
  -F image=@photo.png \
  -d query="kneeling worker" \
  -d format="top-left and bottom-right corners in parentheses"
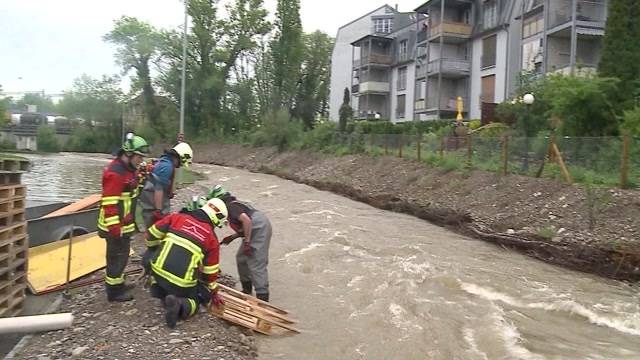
top-left (144, 198), bottom-right (227, 328)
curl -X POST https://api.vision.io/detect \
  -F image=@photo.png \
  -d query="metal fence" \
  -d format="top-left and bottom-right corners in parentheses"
top-left (328, 133), bottom-right (640, 188)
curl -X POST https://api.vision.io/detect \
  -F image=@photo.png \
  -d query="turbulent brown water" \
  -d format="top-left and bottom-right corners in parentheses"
top-left (200, 163), bottom-right (640, 360)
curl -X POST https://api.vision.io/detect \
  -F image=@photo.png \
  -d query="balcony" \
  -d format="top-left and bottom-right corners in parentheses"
top-left (548, 0), bottom-right (606, 31)
top-left (427, 59), bottom-right (471, 78)
top-left (426, 96), bottom-right (469, 113)
top-left (351, 84), bottom-right (359, 94)
top-left (428, 22), bottom-right (472, 43)
top-left (416, 66), bottom-right (427, 79)
top-left (353, 53), bottom-right (393, 68)
top-left (417, 30), bottom-right (428, 44)
top-left (358, 81), bottom-right (390, 94)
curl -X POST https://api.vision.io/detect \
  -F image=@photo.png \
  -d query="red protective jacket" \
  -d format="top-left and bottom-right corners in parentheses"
top-left (145, 211), bottom-right (220, 290)
top-left (98, 158), bottom-right (138, 237)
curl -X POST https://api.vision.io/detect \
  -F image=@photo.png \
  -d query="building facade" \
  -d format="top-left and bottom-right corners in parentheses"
top-left (329, 0), bottom-right (608, 122)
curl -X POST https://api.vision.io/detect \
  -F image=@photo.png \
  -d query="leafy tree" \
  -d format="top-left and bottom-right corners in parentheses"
top-left (104, 16), bottom-right (163, 133)
top-left (545, 75), bottom-right (620, 136)
top-left (36, 126), bottom-right (60, 152)
top-left (157, 0), bottom-right (270, 135)
top-left (292, 31), bottom-right (333, 129)
top-left (338, 88), bottom-right (352, 132)
top-left (598, 0), bottom-right (640, 107)
top-left (0, 85), bottom-right (8, 124)
top-left (57, 74), bottom-right (124, 152)
top-left (621, 106), bottom-right (640, 136)
top-left (270, 0), bottom-right (304, 112)
top-left (15, 93), bottom-right (56, 113)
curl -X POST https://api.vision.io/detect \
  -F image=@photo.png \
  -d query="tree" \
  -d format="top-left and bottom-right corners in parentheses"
top-left (270, 0), bottom-right (304, 112)
top-left (292, 31), bottom-right (333, 129)
top-left (104, 16), bottom-right (163, 134)
top-left (338, 88), bottom-right (352, 132)
top-left (15, 93), bottom-right (56, 113)
top-left (0, 85), bottom-right (8, 125)
top-left (598, 0), bottom-right (640, 106)
top-left (621, 106), bottom-right (640, 136)
top-left (157, 0), bottom-right (270, 135)
top-left (36, 126), bottom-right (60, 152)
top-left (57, 74), bottom-right (125, 152)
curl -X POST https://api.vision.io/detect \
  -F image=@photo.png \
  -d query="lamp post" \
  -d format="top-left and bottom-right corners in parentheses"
top-left (522, 93), bottom-right (535, 172)
top-left (179, 0), bottom-right (189, 141)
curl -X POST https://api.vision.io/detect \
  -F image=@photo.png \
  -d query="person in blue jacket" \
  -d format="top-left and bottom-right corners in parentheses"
top-left (138, 142), bottom-right (193, 230)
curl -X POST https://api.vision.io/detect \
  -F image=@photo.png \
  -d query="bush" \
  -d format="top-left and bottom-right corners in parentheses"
top-left (353, 119), bottom-right (451, 135)
top-left (298, 122), bottom-right (337, 151)
top-left (0, 139), bottom-right (16, 150)
top-left (250, 110), bottom-right (304, 151)
top-left (36, 126), bottom-right (60, 152)
top-left (468, 119), bottom-right (482, 130)
top-left (621, 106), bottom-right (640, 136)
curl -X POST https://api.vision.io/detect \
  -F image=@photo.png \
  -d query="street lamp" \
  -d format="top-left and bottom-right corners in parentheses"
top-left (522, 93), bottom-right (535, 172)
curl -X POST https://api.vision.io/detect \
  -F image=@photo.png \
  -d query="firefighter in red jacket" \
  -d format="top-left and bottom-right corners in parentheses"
top-left (98, 133), bottom-right (150, 302)
top-left (144, 198), bottom-right (227, 328)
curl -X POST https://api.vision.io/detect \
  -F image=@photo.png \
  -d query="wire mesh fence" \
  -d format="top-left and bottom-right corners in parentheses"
top-left (328, 132), bottom-right (639, 188)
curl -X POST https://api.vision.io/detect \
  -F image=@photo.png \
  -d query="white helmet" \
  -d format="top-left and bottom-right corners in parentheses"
top-left (201, 198), bottom-right (228, 228)
top-left (172, 142), bottom-right (193, 168)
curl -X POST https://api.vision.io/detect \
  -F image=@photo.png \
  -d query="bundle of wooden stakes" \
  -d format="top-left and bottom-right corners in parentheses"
top-left (209, 284), bottom-right (300, 336)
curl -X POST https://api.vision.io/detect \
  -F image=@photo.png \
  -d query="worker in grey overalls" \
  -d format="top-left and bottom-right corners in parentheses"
top-left (219, 192), bottom-right (272, 302)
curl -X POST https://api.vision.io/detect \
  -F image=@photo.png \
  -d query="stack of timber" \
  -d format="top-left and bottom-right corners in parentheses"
top-left (0, 155), bottom-right (30, 317)
top-left (209, 284), bottom-right (300, 335)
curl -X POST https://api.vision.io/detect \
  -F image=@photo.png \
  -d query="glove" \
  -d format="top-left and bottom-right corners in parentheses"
top-left (242, 241), bottom-right (252, 257)
top-left (211, 291), bottom-right (225, 308)
top-left (152, 210), bottom-right (164, 223)
top-left (108, 224), bottom-right (122, 238)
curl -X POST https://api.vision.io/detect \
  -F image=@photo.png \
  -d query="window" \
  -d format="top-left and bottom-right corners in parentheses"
top-left (415, 80), bottom-right (425, 99)
top-left (481, 35), bottom-right (497, 68)
top-left (398, 40), bottom-right (408, 62)
top-left (481, 75), bottom-right (496, 103)
top-left (523, 15), bottom-right (544, 38)
top-left (396, 95), bottom-right (406, 118)
top-left (397, 67), bottom-right (407, 91)
top-left (374, 18), bottom-right (393, 34)
top-left (483, 0), bottom-right (498, 30)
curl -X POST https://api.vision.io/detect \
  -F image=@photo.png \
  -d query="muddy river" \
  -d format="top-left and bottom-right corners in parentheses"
top-left (195, 163), bottom-right (640, 360)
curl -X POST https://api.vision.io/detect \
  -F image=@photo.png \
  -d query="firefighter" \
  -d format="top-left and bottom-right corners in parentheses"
top-left (144, 198), bottom-right (227, 328)
top-left (218, 192), bottom-right (272, 302)
top-left (182, 184), bottom-right (227, 212)
top-left (98, 133), bottom-right (150, 302)
top-left (138, 142), bottom-right (193, 230)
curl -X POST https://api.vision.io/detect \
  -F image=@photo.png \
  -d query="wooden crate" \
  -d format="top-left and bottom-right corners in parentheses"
top-left (0, 157), bottom-right (30, 173)
top-left (209, 284), bottom-right (299, 335)
top-left (0, 185), bottom-right (26, 201)
top-left (0, 270), bottom-right (27, 318)
top-left (0, 222), bottom-right (27, 243)
top-left (0, 198), bottom-right (26, 216)
top-left (0, 173), bottom-right (22, 186)
top-left (0, 210), bottom-right (26, 228)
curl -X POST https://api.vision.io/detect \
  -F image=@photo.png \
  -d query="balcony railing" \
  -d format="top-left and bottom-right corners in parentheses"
top-left (416, 66), bottom-right (427, 79)
top-left (415, 99), bottom-right (426, 111)
top-left (427, 59), bottom-right (471, 76)
top-left (352, 84), bottom-right (359, 94)
top-left (427, 96), bottom-right (469, 112)
top-left (549, 0), bottom-right (606, 29)
top-left (355, 53), bottom-right (393, 67)
top-left (358, 81), bottom-right (390, 93)
top-left (428, 22), bottom-right (472, 38)
top-left (417, 30), bottom-right (428, 43)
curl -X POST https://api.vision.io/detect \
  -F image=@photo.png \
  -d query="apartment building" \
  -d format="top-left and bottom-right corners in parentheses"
top-left (330, 0), bottom-right (608, 122)
top-left (350, 12), bottom-right (422, 122)
top-left (329, 5), bottom-right (397, 123)
top-left (521, 0), bottom-right (607, 76)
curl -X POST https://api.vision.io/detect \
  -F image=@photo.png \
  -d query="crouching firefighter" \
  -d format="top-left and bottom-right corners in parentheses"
top-left (98, 133), bottom-right (150, 302)
top-left (143, 198), bottom-right (227, 328)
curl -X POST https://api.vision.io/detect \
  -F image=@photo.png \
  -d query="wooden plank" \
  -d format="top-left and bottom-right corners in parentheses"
top-left (219, 284), bottom-right (289, 315)
top-left (27, 232), bottom-right (107, 294)
top-left (0, 223), bottom-right (27, 242)
top-left (219, 292), bottom-right (297, 324)
top-left (552, 143), bottom-right (573, 184)
top-left (0, 185), bottom-right (26, 200)
top-left (42, 194), bottom-right (101, 218)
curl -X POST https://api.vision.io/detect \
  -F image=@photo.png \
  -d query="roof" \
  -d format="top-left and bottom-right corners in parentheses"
top-left (338, 4), bottom-right (395, 31)
top-left (351, 34), bottom-right (394, 46)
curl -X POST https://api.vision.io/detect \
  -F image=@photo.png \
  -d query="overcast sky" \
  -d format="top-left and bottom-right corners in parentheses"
top-left (0, 0), bottom-right (419, 95)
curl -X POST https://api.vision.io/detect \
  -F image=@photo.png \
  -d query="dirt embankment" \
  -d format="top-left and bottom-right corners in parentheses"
top-left (188, 142), bottom-right (640, 281)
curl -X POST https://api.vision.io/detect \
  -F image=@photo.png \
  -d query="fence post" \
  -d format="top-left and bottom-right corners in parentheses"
top-left (440, 136), bottom-right (445, 160)
top-left (417, 133), bottom-right (422, 162)
top-left (502, 135), bottom-right (509, 176)
top-left (384, 134), bottom-right (389, 155)
top-left (398, 134), bottom-right (403, 158)
top-left (620, 134), bottom-right (631, 188)
top-left (467, 133), bottom-right (473, 168)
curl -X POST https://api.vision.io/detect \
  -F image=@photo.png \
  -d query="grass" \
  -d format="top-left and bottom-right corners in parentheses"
top-left (537, 227), bottom-right (558, 239)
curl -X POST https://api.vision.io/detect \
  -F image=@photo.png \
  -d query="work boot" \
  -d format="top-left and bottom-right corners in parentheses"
top-left (241, 281), bottom-right (252, 295)
top-left (106, 284), bottom-right (134, 302)
top-left (256, 293), bottom-right (269, 302)
top-left (165, 295), bottom-right (180, 328)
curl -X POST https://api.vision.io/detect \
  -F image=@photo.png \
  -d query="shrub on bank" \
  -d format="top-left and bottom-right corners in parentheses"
top-left (36, 126), bottom-right (60, 152)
